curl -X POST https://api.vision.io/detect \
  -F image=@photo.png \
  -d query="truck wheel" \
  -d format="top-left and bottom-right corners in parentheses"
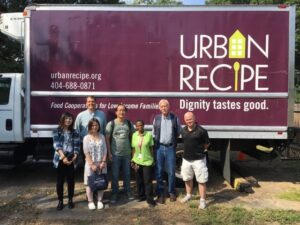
top-left (175, 149), bottom-right (184, 180)
top-left (175, 147), bottom-right (185, 188)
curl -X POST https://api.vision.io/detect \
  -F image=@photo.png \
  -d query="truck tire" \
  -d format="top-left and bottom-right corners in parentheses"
top-left (175, 144), bottom-right (184, 180)
top-left (175, 144), bottom-right (185, 187)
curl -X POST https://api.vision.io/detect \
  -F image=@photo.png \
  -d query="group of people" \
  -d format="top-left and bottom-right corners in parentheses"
top-left (52, 96), bottom-right (210, 211)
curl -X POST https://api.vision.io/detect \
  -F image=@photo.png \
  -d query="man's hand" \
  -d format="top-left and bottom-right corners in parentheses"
top-left (108, 152), bottom-right (113, 161)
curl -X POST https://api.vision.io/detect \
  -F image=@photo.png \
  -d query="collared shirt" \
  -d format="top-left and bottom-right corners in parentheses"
top-left (182, 124), bottom-right (209, 160)
top-left (159, 114), bottom-right (173, 145)
top-left (52, 128), bottom-right (80, 168)
top-left (74, 109), bottom-right (106, 140)
top-left (155, 114), bottom-right (181, 145)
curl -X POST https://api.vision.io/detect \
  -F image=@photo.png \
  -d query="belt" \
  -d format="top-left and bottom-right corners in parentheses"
top-left (159, 143), bottom-right (172, 147)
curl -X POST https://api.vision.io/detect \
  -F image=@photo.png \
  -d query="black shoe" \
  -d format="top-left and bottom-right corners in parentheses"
top-left (56, 201), bottom-right (64, 211)
top-left (68, 200), bottom-right (74, 209)
top-left (156, 196), bottom-right (165, 204)
top-left (148, 200), bottom-right (156, 208)
top-left (137, 196), bottom-right (146, 202)
top-left (170, 194), bottom-right (177, 202)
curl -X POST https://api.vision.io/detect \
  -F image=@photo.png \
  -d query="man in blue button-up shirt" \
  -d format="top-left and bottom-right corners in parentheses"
top-left (152, 99), bottom-right (181, 204)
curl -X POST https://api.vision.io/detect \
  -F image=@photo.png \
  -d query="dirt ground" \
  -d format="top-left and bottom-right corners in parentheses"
top-left (0, 156), bottom-right (299, 225)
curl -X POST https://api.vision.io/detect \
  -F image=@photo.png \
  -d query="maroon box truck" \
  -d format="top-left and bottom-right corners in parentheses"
top-left (0, 5), bottom-right (296, 180)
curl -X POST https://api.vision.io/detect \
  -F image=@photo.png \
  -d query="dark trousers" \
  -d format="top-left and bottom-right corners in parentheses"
top-left (56, 160), bottom-right (75, 201)
top-left (135, 165), bottom-right (154, 203)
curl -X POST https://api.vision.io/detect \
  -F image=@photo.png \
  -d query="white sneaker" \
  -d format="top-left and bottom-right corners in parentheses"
top-left (97, 201), bottom-right (104, 210)
top-left (88, 202), bottom-right (96, 210)
top-left (180, 195), bottom-right (192, 203)
top-left (199, 199), bottom-right (206, 209)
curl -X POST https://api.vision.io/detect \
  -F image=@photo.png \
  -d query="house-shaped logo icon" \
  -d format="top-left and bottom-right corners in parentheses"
top-left (229, 30), bottom-right (246, 59)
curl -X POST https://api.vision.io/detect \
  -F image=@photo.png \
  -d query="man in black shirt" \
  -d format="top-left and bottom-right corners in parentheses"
top-left (180, 112), bottom-right (210, 209)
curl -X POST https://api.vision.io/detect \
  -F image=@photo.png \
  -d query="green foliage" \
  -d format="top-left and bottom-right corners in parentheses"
top-left (191, 206), bottom-right (255, 225)
top-left (191, 205), bottom-right (300, 225)
top-left (133, 0), bottom-right (180, 5)
top-left (0, 33), bottom-right (23, 73)
top-left (29, 0), bottom-right (120, 4)
top-left (133, 0), bottom-right (153, 4)
top-left (278, 189), bottom-right (300, 201)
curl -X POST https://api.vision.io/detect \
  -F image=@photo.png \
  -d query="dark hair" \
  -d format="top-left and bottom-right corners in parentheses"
top-left (135, 120), bottom-right (144, 125)
top-left (58, 112), bottom-right (74, 131)
top-left (115, 103), bottom-right (127, 112)
top-left (87, 118), bottom-right (100, 132)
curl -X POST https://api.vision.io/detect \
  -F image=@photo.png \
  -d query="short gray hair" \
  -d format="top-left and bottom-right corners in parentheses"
top-left (158, 99), bottom-right (169, 107)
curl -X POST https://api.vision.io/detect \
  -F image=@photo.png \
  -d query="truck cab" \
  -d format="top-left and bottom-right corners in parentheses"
top-left (0, 73), bottom-right (26, 164)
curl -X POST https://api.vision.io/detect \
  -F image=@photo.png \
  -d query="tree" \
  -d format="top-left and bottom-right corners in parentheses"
top-left (133, 0), bottom-right (181, 5)
top-left (0, 35), bottom-right (23, 72)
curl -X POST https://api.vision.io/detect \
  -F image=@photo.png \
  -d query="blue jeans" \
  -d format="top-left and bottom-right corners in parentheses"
top-left (155, 145), bottom-right (176, 196)
top-left (111, 154), bottom-right (131, 194)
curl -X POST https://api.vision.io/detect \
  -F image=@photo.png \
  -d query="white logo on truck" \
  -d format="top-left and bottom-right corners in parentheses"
top-left (179, 29), bottom-right (269, 92)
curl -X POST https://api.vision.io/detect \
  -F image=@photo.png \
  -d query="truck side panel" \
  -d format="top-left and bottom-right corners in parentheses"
top-left (25, 6), bottom-right (294, 138)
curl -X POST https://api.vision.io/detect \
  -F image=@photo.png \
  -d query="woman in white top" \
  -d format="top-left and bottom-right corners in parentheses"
top-left (83, 118), bottom-right (107, 210)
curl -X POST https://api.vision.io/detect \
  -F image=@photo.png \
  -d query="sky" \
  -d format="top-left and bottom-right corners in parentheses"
top-left (181, 0), bottom-right (205, 5)
top-left (124, 0), bottom-right (205, 5)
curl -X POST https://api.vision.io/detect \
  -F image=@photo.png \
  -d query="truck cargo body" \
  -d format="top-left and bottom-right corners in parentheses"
top-left (0, 5), bottom-right (296, 167)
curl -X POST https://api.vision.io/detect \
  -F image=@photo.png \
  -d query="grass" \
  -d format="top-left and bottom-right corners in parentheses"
top-left (295, 90), bottom-right (300, 103)
top-left (190, 205), bottom-right (300, 225)
top-left (278, 189), bottom-right (300, 202)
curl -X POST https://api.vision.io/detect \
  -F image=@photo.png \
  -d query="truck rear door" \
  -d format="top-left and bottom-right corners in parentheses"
top-left (0, 74), bottom-right (15, 142)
